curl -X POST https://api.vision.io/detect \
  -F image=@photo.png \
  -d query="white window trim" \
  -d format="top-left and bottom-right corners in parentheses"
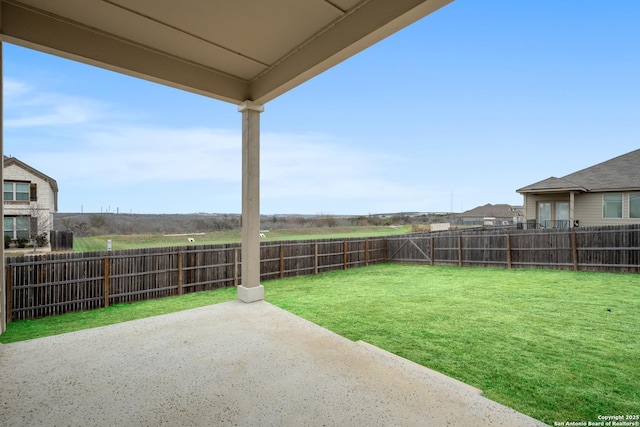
top-left (602, 193), bottom-right (623, 219)
top-left (629, 192), bottom-right (640, 219)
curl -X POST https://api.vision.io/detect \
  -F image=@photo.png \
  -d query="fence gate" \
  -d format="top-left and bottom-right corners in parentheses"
top-left (386, 235), bottom-right (431, 263)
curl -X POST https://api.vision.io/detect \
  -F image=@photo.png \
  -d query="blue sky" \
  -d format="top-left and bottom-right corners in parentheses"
top-left (4, 0), bottom-right (639, 215)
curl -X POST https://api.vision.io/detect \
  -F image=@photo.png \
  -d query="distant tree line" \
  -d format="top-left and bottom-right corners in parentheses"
top-left (54, 213), bottom-right (240, 237)
top-left (54, 212), bottom-right (445, 237)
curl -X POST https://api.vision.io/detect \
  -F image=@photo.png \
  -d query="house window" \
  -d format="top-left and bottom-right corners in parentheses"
top-left (538, 202), bottom-right (551, 227)
top-left (630, 193), bottom-right (640, 219)
top-left (556, 202), bottom-right (569, 228)
top-left (4, 216), bottom-right (30, 240)
top-left (603, 194), bottom-right (623, 218)
top-left (4, 181), bottom-right (30, 201)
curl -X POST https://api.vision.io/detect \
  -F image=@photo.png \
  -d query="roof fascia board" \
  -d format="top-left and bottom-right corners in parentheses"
top-left (518, 186), bottom-right (640, 194)
top-left (594, 187), bottom-right (640, 193)
top-left (517, 188), bottom-right (586, 194)
top-left (1, 1), bottom-right (250, 104)
top-left (249, 0), bottom-right (453, 104)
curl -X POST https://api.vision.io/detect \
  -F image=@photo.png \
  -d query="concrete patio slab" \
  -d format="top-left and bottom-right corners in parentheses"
top-left (0, 300), bottom-right (548, 426)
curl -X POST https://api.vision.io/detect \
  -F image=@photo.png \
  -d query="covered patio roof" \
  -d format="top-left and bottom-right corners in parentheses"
top-left (1, 0), bottom-right (452, 105)
top-left (0, 0), bottom-right (454, 332)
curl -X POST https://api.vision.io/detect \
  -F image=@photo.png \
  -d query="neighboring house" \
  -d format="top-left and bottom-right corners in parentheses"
top-left (458, 204), bottom-right (524, 227)
top-left (516, 149), bottom-right (640, 228)
top-left (3, 156), bottom-right (58, 247)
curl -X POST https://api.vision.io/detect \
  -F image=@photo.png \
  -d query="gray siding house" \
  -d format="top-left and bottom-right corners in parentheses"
top-left (3, 156), bottom-right (58, 247)
top-left (517, 149), bottom-right (640, 228)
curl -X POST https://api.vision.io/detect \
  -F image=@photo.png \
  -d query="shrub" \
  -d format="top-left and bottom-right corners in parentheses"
top-left (35, 232), bottom-right (49, 247)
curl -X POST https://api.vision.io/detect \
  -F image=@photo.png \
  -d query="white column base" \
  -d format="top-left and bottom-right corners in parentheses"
top-left (237, 285), bottom-right (265, 303)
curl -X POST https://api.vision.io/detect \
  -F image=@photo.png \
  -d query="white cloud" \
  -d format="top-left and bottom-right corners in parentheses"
top-left (4, 78), bottom-right (31, 98)
top-left (3, 77), bottom-right (464, 214)
top-left (25, 125), bottom-right (242, 184)
top-left (261, 132), bottom-right (434, 207)
top-left (6, 102), bottom-right (97, 127)
top-left (4, 77), bottom-right (106, 127)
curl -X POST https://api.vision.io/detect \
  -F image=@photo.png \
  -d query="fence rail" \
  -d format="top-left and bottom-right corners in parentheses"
top-left (386, 224), bottom-right (640, 272)
top-left (5, 237), bottom-right (386, 321)
top-left (5, 225), bottom-right (640, 322)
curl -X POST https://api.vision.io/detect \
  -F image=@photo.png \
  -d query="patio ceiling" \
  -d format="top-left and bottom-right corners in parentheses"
top-left (0, 0), bottom-right (452, 105)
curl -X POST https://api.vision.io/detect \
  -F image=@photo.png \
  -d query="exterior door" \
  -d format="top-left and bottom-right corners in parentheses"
top-left (538, 202), bottom-right (551, 228)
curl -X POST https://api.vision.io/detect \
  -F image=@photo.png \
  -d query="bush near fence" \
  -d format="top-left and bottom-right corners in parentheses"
top-left (5, 225), bottom-right (640, 322)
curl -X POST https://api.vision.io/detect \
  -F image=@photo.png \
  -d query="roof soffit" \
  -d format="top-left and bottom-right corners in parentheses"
top-left (1, 0), bottom-right (453, 104)
top-left (249, 0), bottom-right (453, 103)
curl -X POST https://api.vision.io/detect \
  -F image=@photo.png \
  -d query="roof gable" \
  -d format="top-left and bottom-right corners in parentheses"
top-left (4, 156), bottom-right (59, 193)
top-left (516, 177), bottom-right (586, 193)
top-left (460, 203), bottom-right (520, 218)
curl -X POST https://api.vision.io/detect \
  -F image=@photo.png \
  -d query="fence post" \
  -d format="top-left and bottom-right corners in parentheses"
top-left (234, 248), bottom-right (239, 286)
top-left (384, 239), bottom-right (388, 263)
top-left (365, 239), bottom-right (369, 266)
top-left (458, 235), bottom-right (463, 267)
top-left (343, 240), bottom-right (348, 270)
top-left (104, 255), bottom-right (110, 308)
top-left (177, 251), bottom-right (183, 296)
top-left (571, 231), bottom-right (578, 271)
top-left (314, 242), bottom-right (319, 274)
top-left (430, 236), bottom-right (435, 266)
top-left (5, 265), bottom-right (12, 323)
top-left (280, 244), bottom-right (285, 279)
top-left (506, 234), bottom-right (512, 269)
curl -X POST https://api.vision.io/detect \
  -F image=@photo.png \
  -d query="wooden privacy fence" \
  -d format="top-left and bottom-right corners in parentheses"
top-left (5, 225), bottom-right (640, 322)
top-left (5, 237), bottom-right (386, 321)
top-left (386, 224), bottom-right (640, 272)
top-left (49, 230), bottom-right (74, 251)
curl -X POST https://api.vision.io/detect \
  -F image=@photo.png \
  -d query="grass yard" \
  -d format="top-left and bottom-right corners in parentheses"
top-left (0, 287), bottom-right (237, 343)
top-left (265, 265), bottom-right (640, 425)
top-left (2, 264), bottom-right (638, 425)
top-left (72, 225), bottom-right (412, 252)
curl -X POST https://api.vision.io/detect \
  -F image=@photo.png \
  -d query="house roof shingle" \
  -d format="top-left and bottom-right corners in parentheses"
top-left (517, 149), bottom-right (640, 193)
top-left (460, 203), bottom-right (522, 218)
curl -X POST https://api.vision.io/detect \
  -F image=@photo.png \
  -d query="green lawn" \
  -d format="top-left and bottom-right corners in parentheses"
top-left (0, 287), bottom-right (237, 343)
top-left (72, 225), bottom-right (412, 252)
top-left (265, 265), bottom-right (640, 425)
top-left (2, 264), bottom-right (638, 425)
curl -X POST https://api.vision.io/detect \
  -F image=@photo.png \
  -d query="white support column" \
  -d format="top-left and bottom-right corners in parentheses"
top-left (237, 101), bottom-right (264, 303)
top-left (0, 40), bottom-right (6, 333)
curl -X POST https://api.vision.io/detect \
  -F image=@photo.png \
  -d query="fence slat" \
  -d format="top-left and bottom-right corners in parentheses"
top-left (5, 237), bottom-right (389, 321)
top-left (6, 225), bottom-right (640, 321)
top-left (104, 256), bottom-right (110, 308)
